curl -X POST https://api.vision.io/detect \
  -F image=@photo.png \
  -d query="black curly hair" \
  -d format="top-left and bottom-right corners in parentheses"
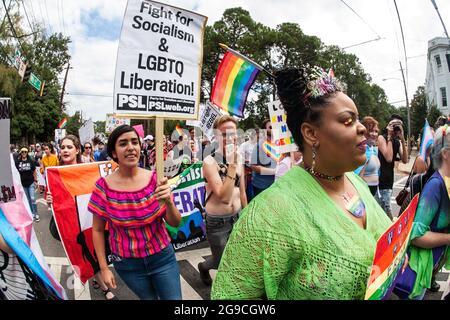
top-left (274, 68), bottom-right (342, 151)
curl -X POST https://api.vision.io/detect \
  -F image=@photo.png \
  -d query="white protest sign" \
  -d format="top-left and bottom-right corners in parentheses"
top-left (164, 157), bottom-right (182, 178)
top-left (199, 102), bottom-right (222, 142)
top-left (105, 114), bottom-right (131, 134)
top-left (185, 103), bottom-right (205, 128)
top-left (78, 118), bottom-right (95, 144)
top-left (268, 100), bottom-right (298, 154)
top-left (54, 129), bottom-right (66, 146)
top-left (113, 0), bottom-right (207, 120)
top-left (0, 98), bottom-right (16, 203)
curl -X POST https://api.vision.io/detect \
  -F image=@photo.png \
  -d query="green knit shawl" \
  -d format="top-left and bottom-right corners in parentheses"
top-left (211, 166), bottom-right (392, 300)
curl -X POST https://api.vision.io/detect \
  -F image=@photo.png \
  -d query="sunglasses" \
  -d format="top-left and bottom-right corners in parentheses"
top-left (85, 146), bottom-right (92, 149)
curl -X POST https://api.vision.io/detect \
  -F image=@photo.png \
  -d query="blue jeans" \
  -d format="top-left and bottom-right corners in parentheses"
top-left (112, 245), bottom-right (181, 300)
top-left (23, 184), bottom-right (37, 217)
top-left (376, 188), bottom-right (393, 220)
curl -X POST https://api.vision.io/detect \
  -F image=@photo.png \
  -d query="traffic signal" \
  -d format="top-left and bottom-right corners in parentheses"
top-left (40, 81), bottom-right (47, 96)
top-left (22, 64), bottom-right (32, 83)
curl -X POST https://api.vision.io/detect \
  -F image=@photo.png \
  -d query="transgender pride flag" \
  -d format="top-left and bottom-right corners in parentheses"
top-left (419, 120), bottom-right (434, 160)
top-left (211, 45), bottom-right (262, 118)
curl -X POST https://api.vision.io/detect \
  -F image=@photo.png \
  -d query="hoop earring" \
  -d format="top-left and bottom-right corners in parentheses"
top-left (311, 143), bottom-right (317, 174)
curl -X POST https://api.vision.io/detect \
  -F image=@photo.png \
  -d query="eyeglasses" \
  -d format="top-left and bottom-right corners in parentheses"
top-left (84, 146), bottom-right (91, 149)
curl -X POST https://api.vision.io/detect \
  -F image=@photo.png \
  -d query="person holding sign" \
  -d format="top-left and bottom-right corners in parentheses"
top-left (212, 66), bottom-right (392, 299)
top-left (88, 125), bottom-right (182, 300)
top-left (198, 115), bottom-right (247, 286)
top-left (46, 135), bottom-right (117, 300)
top-left (394, 125), bottom-right (450, 300)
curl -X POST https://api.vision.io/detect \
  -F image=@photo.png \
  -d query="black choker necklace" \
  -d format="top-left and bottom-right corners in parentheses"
top-left (301, 163), bottom-right (343, 182)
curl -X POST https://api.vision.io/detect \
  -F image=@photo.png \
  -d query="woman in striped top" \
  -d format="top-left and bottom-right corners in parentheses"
top-left (89, 125), bottom-right (182, 300)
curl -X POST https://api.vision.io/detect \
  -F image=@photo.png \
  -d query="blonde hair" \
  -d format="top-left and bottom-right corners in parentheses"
top-left (213, 115), bottom-right (238, 129)
top-left (432, 125), bottom-right (450, 169)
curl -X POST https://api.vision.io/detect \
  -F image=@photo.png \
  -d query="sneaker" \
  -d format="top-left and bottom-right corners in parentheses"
top-left (429, 280), bottom-right (440, 292)
top-left (34, 215), bottom-right (40, 222)
top-left (198, 262), bottom-right (212, 286)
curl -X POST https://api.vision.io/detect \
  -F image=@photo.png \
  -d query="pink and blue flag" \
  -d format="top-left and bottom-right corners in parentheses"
top-left (419, 120), bottom-right (433, 160)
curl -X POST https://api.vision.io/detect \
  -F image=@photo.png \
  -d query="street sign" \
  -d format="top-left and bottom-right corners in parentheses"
top-left (28, 72), bottom-right (42, 92)
top-left (18, 61), bottom-right (27, 81)
top-left (13, 49), bottom-right (21, 69)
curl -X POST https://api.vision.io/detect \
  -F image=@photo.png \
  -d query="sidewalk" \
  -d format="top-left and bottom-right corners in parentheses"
top-left (396, 147), bottom-right (418, 174)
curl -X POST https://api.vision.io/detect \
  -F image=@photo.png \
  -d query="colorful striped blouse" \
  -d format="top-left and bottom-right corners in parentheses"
top-left (87, 171), bottom-right (170, 258)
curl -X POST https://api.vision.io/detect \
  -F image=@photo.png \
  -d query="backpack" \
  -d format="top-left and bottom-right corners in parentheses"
top-left (398, 166), bottom-right (434, 215)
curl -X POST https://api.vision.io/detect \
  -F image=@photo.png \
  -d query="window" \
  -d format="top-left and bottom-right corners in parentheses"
top-left (446, 54), bottom-right (450, 73)
top-left (441, 87), bottom-right (447, 107)
top-left (435, 55), bottom-right (442, 73)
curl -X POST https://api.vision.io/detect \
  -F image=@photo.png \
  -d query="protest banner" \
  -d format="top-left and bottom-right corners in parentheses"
top-left (0, 156), bottom-right (66, 299)
top-left (105, 113), bottom-right (131, 134)
top-left (267, 100), bottom-right (298, 154)
top-left (113, 0), bottom-right (207, 120)
top-left (78, 118), bottom-right (95, 144)
top-left (167, 162), bottom-right (206, 250)
top-left (164, 155), bottom-right (189, 178)
top-left (0, 98), bottom-right (15, 204)
top-left (46, 161), bottom-right (118, 284)
top-left (199, 101), bottom-right (222, 142)
top-left (364, 194), bottom-right (419, 300)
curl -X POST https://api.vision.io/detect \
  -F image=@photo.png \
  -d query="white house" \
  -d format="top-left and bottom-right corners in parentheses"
top-left (425, 37), bottom-right (450, 115)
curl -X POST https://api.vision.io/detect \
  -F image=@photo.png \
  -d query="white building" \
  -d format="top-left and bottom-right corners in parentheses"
top-left (425, 37), bottom-right (450, 115)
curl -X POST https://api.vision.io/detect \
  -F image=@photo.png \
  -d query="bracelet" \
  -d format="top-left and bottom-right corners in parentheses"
top-left (226, 174), bottom-right (237, 181)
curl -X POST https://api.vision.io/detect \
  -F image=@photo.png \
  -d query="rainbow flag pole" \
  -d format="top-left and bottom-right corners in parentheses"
top-left (210, 44), bottom-right (273, 118)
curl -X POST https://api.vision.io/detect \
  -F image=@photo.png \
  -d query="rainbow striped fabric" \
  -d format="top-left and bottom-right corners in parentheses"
top-left (419, 120), bottom-right (433, 160)
top-left (57, 117), bottom-right (67, 129)
top-left (211, 51), bottom-right (261, 118)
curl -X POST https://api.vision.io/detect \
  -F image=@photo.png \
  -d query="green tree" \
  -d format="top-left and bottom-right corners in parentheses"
top-left (410, 86), bottom-right (428, 138)
top-left (65, 111), bottom-right (82, 137)
top-left (94, 120), bottom-right (106, 134)
top-left (427, 104), bottom-right (442, 129)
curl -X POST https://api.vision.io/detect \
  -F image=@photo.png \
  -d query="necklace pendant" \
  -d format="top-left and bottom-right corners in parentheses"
top-left (342, 193), bottom-right (366, 218)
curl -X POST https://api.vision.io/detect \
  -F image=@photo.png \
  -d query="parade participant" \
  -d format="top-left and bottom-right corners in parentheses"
top-left (275, 151), bottom-right (302, 180)
top-left (88, 125), bottom-right (182, 300)
top-left (239, 130), bottom-right (257, 201)
top-left (94, 141), bottom-right (105, 161)
top-left (46, 135), bottom-right (117, 300)
top-left (377, 114), bottom-right (408, 220)
top-left (40, 143), bottom-right (59, 174)
top-left (354, 116), bottom-right (381, 196)
top-left (15, 148), bottom-right (38, 222)
top-left (394, 126), bottom-right (450, 300)
top-left (198, 115), bottom-right (247, 286)
top-left (81, 142), bottom-right (95, 163)
top-left (168, 134), bottom-right (191, 160)
top-left (250, 120), bottom-right (277, 198)
top-left (143, 135), bottom-right (155, 169)
top-left (211, 66), bottom-right (392, 300)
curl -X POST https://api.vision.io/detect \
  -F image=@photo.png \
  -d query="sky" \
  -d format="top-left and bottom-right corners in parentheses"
top-left (14, 0), bottom-right (450, 122)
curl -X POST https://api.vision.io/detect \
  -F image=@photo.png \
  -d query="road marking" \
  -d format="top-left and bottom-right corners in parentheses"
top-left (49, 264), bottom-right (62, 283)
top-left (74, 277), bottom-right (92, 300)
top-left (393, 176), bottom-right (408, 188)
top-left (180, 275), bottom-right (202, 300)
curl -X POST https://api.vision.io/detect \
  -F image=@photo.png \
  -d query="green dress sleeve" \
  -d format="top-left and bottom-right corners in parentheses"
top-left (211, 199), bottom-right (295, 300)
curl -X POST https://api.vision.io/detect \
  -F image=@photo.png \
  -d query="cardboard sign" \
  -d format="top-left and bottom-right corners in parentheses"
top-left (54, 129), bottom-right (66, 146)
top-left (0, 98), bottom-right (15, 203)
top-left (78, 118), bottom-right (95, 144)
top-left (267, 100), bottom-right (298, 154)
top-left (113, 0), bottom-right (207, 119)
top-left (199, 102), bottom-right (222, 142)
top-left (105, 114), bottom-right (131, 134)
top-left (364, 194), bottom-right (418, 300)
top-left (132, 124), bottom-right (145, 138)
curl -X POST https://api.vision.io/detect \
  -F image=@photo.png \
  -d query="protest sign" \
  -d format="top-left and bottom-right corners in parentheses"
top-left (105, 114), bottom-right (131, 134)
top-left (54, 129), bottom-right (66, 146)
top-left (0, 156), bottom-right (66, 299)
top-left (0, 98), bottom-right (15, 204)
top-left (113, 0), bottom-right (207, 120)
top-left (199, 101), bottom-right (222, 142)
top-left (78, 118), bottom-right (95, 144)
top-left (364, 194), bottom-right (419, 300)
top-left (167, 162), bottom-right (206, 250)
top-left (132, 124), bottom-right (145, 138)
top-left (267, 100), bottom-right (298, 154)
top-left (46, 161), bottom-right (118, 284)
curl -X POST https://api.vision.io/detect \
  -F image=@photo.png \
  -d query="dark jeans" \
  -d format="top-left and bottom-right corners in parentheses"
top-left (112, 245), bottom-right (181, 300)
top-left (369, 185), bottom-right (378, 196)
top-left (202, 213), bottom-right (239, 271)
top-left (252, 186), bottom-right (266, 198)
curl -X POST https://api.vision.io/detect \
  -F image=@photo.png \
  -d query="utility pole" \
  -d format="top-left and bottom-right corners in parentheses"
top-left (431, 0), bottom-right (449, 38)
top-left (399, 61), bottom-right (411, 157)
top-left (60, 62), bottom-right (70, 112)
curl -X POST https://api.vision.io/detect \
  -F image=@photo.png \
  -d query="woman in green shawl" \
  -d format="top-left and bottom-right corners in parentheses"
top-left (211, 66), bottom-right (393, 300)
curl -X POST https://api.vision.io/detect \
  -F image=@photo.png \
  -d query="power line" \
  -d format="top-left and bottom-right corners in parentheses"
top-left (60, 0), bottom-right (66, 36)
top-left (37, 0), bottom-right (47, 33)
top-left (43, 0), bottom-right (52, 34)
top-left (393, 0), bottom-right (408, 89)
top-left (343, 36), bottom-right (385, 49)
top-left (26, 0), bottom-right (37, 30)
top-left (56, 0), bottom-right (63, 35)
top-left (339, 0), bottom-right (382, 39)
top-left (2, 0), bottom-right (27, 54)
top-left (20, 0), bottom-right (35, 34)
top-left (66, 92), bottom-right (113, 98)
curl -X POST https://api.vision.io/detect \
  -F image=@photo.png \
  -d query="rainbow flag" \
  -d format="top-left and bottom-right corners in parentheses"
top-left (419, 120), bottom-right (433, 160)
top-left (211, 50), bottom-right (261, 118)
top-left (262, 140), bottom-right (281, 162)
top-left (175, 124), bottom-right (184, 136)
top-left (57, 117), bottom-right (68, 129)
